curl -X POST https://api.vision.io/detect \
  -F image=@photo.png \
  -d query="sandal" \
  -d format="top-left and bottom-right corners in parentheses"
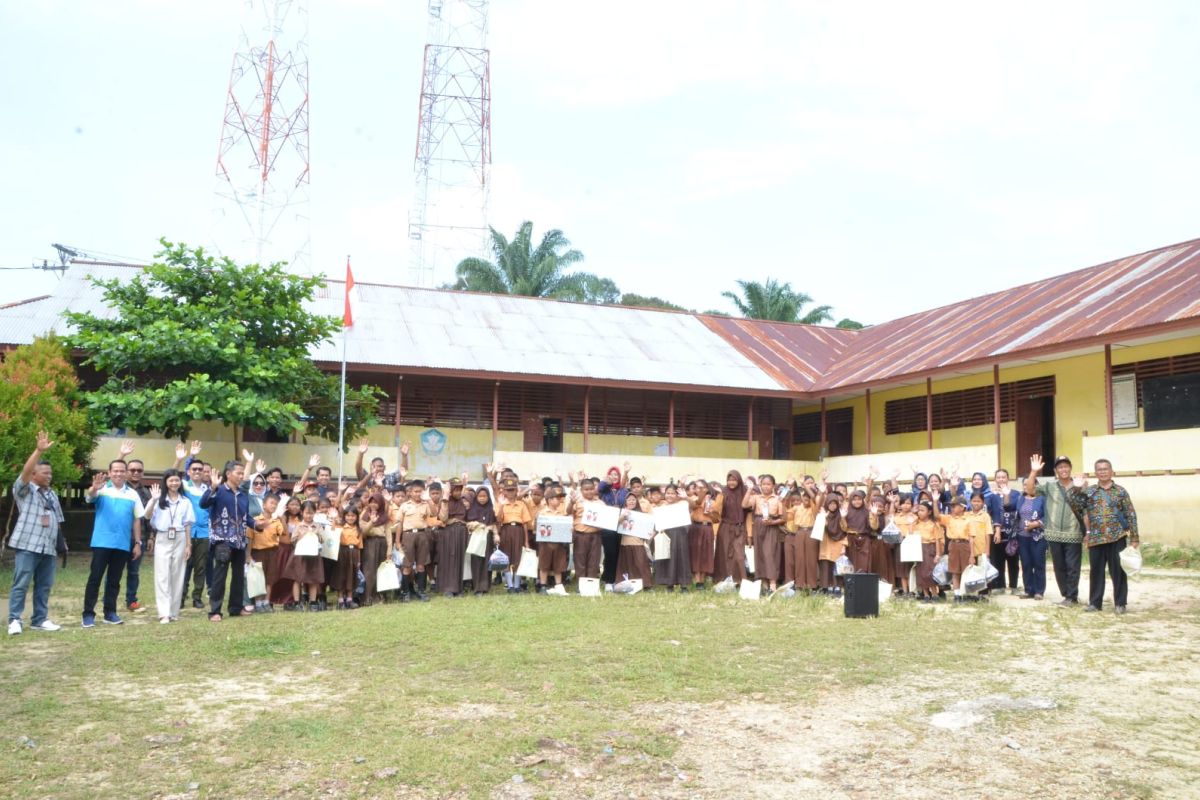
top-left (208, 613), bottom-right (223, 622)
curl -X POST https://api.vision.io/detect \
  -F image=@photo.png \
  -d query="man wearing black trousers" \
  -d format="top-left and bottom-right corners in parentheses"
top-left (1069, 459), bottom-right (1139, 614)
top-left (1028, 454), bottom-right (1085, 607)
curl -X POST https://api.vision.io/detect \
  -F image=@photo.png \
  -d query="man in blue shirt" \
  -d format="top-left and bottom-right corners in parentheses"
top-left (82, 459), bottom-right (145, 627)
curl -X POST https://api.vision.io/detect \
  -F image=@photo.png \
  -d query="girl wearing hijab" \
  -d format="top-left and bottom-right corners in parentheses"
top-left (843, 490), bottom-right (873, 573)
top-left (598, 464), bottom-right (629, 586)
top-left (910, 472), bottom-right (928, 503)
top-left (819, 493), bottom-right (847, 595)
top-left (466, 486), bottom-right (498, 595)
top-left (687, 480), bottom-right (718, 589)
top-left (711, 470), bottom-right (751, 584)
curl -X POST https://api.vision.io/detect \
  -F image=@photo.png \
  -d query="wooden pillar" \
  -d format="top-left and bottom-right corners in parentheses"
top-left (491, 381), bottom-right (499, 452)
top-left (925, 377), bottom-right (933, 450)
top-left (668, 391), bottom-right (676, 456)
top-left (583, 386), bottom-right (591, 453)
top-left (1104, 344), bottom-right (1114, 435)
top-left (993, 364), bottom-right (1002, 470)
top-left (393, 374), bottom-right (403, 445)
top-left (865, 388), bottom-right (872, 455)
top-left (747, 398), bottom-right (754, 458)
top-left (820, 396), bottom-right (827, 457)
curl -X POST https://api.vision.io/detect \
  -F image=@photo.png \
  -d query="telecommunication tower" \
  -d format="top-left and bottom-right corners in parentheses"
top-left (213, 0), bottom-right (311, 272)
top-left (409, 0), bottom-right (492, 287)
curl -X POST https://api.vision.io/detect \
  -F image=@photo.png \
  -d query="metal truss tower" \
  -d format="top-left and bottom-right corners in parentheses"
top-left (214, 0), bottom-right (311, 272)
top-left (409, 0), bottom-right (492, 287)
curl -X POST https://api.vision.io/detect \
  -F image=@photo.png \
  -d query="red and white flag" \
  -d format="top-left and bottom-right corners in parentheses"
top-left (343, 257), bottom-right (355, 328)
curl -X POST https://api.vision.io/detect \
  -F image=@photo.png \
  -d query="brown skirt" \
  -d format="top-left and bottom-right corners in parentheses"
top-left (713, 521), bottom-right (746, 583)
top-left (360, 536), bottom-right (389, 603)
top-left (283, 551), bottom-right (325, 585)
top-left (334, 546), bottom-right (360, 594)
top-left (537, 542), bottom-right (568, 573)
top-left (270, 541), bottom-right (294, 604)
top-left (469, 528), bottom-right (496, 593)
top-left (654, 527), bottom-right (691, 586)
top-left (752, 520), bottom-right (783, 582)
top-left (688, 522), bottom-right (715, 575)
top-left (616, 543), bottom-right (653, 585)
top-left (847, 534), bottom-right (873, 573)
top-left (437, 521), bottom-right (468, 595)
top-left (498, 523), bottom-right (527, 569)
top-left (948, 540), bottom-right (973, 573)
top-left (917, 542), bottom-right (939, 591)
top-left (872, 538), bottom-right (896, 584)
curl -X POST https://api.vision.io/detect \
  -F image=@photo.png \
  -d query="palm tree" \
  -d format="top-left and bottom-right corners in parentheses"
top-left (450, 222), bottom-right (616, 302)
top-left (721, 278), bottom-right (833, 324)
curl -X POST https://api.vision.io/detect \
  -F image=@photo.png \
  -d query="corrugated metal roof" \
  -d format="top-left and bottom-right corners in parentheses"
top-left (0, 264), bottom-right (789, 394)
top-left (3, 237), bottom-right (1200, 396)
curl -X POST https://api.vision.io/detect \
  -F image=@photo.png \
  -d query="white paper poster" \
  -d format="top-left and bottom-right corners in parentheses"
top-left (535, 514), bottom-right (574, 544)
top-left (581, 501), bottom-right (620, 531)
top-left (617, 509), bottom-right (655, 540)
top-left (651, 502), bottom-right (690, 532)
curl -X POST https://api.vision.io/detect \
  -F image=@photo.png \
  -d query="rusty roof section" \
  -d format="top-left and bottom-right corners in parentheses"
top-left (697, 316), bottom-right (861, 391)
top-left (716, 237), bottom-right (1200, 392)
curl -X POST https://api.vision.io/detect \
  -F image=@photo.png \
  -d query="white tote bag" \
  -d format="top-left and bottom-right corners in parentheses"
top-left (375, 561), bottom-right (400, 592)
top-left (466, 528), bottom-right (489, 558)
top-left (653, 532), bottom-right (672, 560)
top-left (244, 562), bottom-right (267, 598)
top-left (578, 577), bottom-right (602, 597)
top-left (516, 547), bottom-right (539, 579)
top-left (810, 511), bottom-right (826, 541)
top-left (900, 534), bottom-right (923, 563)
top-left (739, 579), bottom-right (762, 600)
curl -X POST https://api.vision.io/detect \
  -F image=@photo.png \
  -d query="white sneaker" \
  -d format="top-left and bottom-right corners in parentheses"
top-left (7, 619), bottom-right (21, 636)
top-left (159, 617), bottom-right (171, 625)
top-left (604, 583), bottom-right (615, 593)
top-left (30, 620), bottom-right (61, 632)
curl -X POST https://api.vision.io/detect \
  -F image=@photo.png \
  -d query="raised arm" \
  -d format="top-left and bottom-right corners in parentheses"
top-left (20, 431), bottom-right (53, 484)
top-left (355, 438), bottom-right (369, 480)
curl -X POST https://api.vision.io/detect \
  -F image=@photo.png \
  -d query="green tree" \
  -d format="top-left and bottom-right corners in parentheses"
top-left (0, 335), bottom-right (98, 489)
top-left (451, 221), bottom-right (614, 301)
top-left (721, 278), bottom-right (833, 324)
top-left (619, 293), bottom-right (689, 312)
top-left (836, 318), bottom-right (865, 330)
top-left (64, 240), bottom-right (382, 449)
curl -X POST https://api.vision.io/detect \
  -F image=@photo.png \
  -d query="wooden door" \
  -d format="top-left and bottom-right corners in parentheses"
top-left (522, 414), bottom-right (543, 452)
top-left (1016, 397), bottom-right (1054, 476)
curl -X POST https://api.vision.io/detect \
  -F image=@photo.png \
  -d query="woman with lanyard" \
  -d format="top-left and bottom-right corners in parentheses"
top-left (144, 469), bottom-right (196, 624)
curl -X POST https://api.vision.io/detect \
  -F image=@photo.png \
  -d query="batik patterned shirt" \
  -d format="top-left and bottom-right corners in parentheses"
top-left (1069, 483), bottom-right (1138, 547)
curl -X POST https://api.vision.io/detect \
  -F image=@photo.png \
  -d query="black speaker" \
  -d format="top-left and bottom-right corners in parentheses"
top-left (843, 572), bottom-right (880, 618)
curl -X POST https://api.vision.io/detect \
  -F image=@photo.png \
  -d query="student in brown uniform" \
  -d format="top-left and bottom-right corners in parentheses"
top-left (818, 493), bottom-right (846, 595)
top-left (750, 474), bottom-right (786, 592)
top-left (536, 487), bottom-right (570, 593)
top-left (496, 478), bottom-right (533, 594)
top-left (274, 495), bottom-right (303, 609)
top-left (423, 482), bottom-right (449, 593)
top-left (687, 479), bottom-right (718, 589)
top-left (567, 478), bottom-right (603, 581)
top-left (395, 481), bottom-right (431, 602)
top-left (615, 492), bottom-right (654, 585)
top-left (843, 490), bottom-right (873, 573)
top-left (250, 494), bottom-right (283, 612)
top-left (965, 490), bottom-right (994, 598)
top-left (334, 506), bottom-right (362, 609)
top-left (868, 493), bottom-right (894, 585)
top-left (466, 486), bottom-right (498, 595)
top-left (940, 496), bottom-right (974, 601)
top-left (786, 476), bottom-right (821, 592)
top-left (358, 493), bottom-right (391, 604)
top-left (913, 500), bottom-right (945, 602)
top-left (891, 494), bottom-right (918, 597)
top-left (712, 470), bottom-right (751, 584)
top-left (653, 484), bottom-right (692, 591)
top-left (437, 479), bottom-right (469, 598)
top-left (281, 501), bottom-right (326, 611)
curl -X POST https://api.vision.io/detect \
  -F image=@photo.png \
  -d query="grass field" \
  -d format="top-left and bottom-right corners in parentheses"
top-left (2, 560), bottom-right (1199, 799)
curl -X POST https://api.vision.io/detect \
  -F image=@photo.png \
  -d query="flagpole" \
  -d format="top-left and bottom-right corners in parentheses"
top-left (338, 255), bottom-right (350, 491)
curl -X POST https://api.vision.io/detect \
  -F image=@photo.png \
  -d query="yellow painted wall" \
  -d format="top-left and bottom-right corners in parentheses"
top-left (493, 451), bottom-right (817, 486)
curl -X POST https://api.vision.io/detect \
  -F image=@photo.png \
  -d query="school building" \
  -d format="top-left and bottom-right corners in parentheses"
top-left (2, 238), bottom-right (1199, 543)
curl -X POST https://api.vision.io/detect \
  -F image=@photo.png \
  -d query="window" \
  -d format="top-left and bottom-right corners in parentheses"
top-left (1111, 351), bottom-right (1200, 408)
top-left (884, 376), bottom-right (1055, 435)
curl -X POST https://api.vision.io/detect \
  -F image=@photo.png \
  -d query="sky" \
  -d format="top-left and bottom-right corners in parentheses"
top-left (2, 0), bottom-right (1199, 325)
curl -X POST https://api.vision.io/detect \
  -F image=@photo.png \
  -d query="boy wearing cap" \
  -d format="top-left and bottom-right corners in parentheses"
top-left (1028, 454), bottom-right (1085, 607)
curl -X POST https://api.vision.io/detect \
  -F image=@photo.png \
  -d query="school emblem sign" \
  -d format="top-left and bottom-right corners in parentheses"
top-left (420, 428), bottom-right (447, 455)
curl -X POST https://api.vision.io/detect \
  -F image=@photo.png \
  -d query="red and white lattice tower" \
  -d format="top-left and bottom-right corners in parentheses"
top-left (409, 0), bottom-right (492, 287)
top-left (213, 0), bottom-right (311, 272)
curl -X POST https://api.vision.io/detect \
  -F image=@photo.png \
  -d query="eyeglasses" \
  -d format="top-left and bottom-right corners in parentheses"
top-left (129, 468), bottom-right (144, 473)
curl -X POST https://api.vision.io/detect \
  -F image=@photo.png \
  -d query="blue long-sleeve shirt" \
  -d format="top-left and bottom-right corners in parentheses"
top-left (200, 483), bottom-right (252, 549)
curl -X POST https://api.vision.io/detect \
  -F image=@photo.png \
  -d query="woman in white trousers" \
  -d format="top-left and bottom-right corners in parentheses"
top-left (143, 469), bottom-right (195, 623)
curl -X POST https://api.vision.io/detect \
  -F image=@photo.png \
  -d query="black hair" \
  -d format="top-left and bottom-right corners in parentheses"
top-left (408, 479), bottom-right (426, 489)
top-left (580, 478), bottom-right (595, 489)
top-left (266, 467), bottom-right (283, 479)
top-left (301, 500), bottom-right (318, 515)
top-left (316, 466), bottom-right (332, 477)
top-left (970, 490), bottom-right (985, 500)
top-left (758, 474), bottom-right (776, 485)
top-left (127, 458), bottom-right (144, 468)
top-left (370, 457), bottom-right (385, 466)
top-left (158, 469), bottom-right (184, 509)
top-left (220, 460), bottom-right (241, 484)
top-left (629, 477), bottom-right (643, 487)
top-left (429, 482), bottom-right (443, 491)
top-left (109, 459), bottom-right (127, 470)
